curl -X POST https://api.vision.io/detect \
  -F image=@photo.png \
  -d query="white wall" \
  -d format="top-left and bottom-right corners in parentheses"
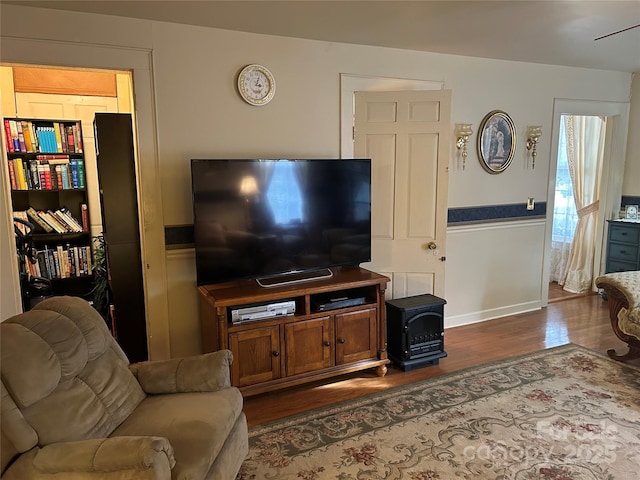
top-left (0, 5), bottom-right (635, 356)
top-left (623, 74), bottom-right (640, 196)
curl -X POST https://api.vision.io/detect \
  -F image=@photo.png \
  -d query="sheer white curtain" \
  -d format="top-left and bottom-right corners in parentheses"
top-left (550, 118), bottom-right (578, 283)
top-left (560, 115), bottom-right (606, 293)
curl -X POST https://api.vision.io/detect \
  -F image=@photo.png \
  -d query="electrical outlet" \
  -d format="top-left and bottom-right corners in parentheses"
top-left (527, 197), bottom-right (535, 210)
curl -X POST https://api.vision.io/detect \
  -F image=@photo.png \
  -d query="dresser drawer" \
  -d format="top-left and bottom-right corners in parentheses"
top-left (606, 259), bottom-right (638, 273)
top-left (609, 224), bottom-right (640, 244)
top-left (607, 242), bottom-right (639, 262)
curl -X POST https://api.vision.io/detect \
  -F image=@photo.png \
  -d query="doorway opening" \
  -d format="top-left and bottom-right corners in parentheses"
top-left (548, 114), bottom-right (607, 302)
top-left (0, 64), bottom-right (144, 348)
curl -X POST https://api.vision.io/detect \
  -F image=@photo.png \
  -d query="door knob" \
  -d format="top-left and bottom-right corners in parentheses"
top-left (273, 351), bottom-right (280, 357)
top-left (324, 341), bottom-right (331, 347)
top-left (338, 338), bottom-right (346, 344)
top-left (425, 241), bottom-right (437, 250)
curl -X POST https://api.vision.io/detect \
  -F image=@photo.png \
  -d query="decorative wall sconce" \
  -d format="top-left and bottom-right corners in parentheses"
top-left (525, 125), bottom-right (542, 169)
top-left (455, 123), bottom-right (474, 170)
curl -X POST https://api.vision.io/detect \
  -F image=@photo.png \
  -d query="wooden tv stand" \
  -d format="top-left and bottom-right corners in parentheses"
top-left (198, 267), bottom-right (390, 396)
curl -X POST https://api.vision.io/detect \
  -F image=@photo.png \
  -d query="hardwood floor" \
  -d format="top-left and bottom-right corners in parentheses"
top-left (548, 281), bottom-right (591, 303)
top-left (242, 293), bottom-right (636, 427)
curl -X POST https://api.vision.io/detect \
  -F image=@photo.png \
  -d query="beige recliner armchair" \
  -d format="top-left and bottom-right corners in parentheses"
top-left (1, 296), bottom-right (248, 479)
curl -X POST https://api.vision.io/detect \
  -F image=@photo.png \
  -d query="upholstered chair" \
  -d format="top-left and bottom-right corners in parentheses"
top-left (1, 296), bottom-right (248, 479)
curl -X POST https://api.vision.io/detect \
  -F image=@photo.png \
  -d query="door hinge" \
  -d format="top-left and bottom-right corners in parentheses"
top-left (352, 126), bottom-right (355, 141)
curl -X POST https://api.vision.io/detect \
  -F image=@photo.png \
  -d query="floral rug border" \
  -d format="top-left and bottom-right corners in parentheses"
top-left (240, 344), bottom-right (640, 479)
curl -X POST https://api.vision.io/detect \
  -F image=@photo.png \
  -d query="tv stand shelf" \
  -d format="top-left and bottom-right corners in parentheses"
top-left (198, 267), bottom-right (390, 396)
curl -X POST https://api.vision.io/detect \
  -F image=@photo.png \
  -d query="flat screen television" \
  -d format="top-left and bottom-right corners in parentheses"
top-left (191, 159), bottom-right (371, 286)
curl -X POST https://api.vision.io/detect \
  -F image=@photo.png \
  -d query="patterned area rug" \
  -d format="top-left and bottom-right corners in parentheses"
top-left (237, 345), bottom-right (640, 480)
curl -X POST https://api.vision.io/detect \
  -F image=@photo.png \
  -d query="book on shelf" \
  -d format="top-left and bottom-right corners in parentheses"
top-left (61, 163), bottom-right (71, 189)
top-left (65, 125), bottom-right (76, 153)
top-left (25, 206), bottom-right (83, 235)
top-left (37, 161), bottom-right (47, 190)
top-left (54, 208), bottom-right (83, 233)
top-left (15, 121), bottom-right (27, 152)
top-left (59, 123), bottom-right (68, 152)
top-left (27, 160), bottom-right (40, 190)
top-left (8, 120), bottom-right (20, 152)
top-left (53, 123), bottom-right (63, 152)
top-left (21, 121), bottom-right (34, 153)
top-left (39, 211), bottom-right (67, 234)
top-left (55, 165), bottom-right (63, 190)
top-left (8, 156), bottom-right (80, 191)
top-left (80, 203), bottom-right (89, 232)
top-left (13, 159), bottom-right (27, 190)
top-left (70, 158), bottom-right (79, 188)
top-left (33, 244), bottom-right (91, 279)
top-left (56, 245), bottom-right (67, 278)
top-left (7, 159), bottom-right (17, 190)
top-left (26, 207), bottom-right (53, 233)
top-left (76, 158), bottom-right (85, 188)
top-left (26, 253), bottom-right (41, 278)
top-left (51, 250), bottom-right (60, 278)
top-left (51, 211), bottom-right (75, 232)
top-left (13, 210), bottom-right (30, 236)
top-left (4, 118), bottom-right (83, 154)
top-left (75, 122), bottom-right (83, 153)
top-left (59, 207), bottom-right (84, 232)
top-left (4, 119), bottom-right (14, 152)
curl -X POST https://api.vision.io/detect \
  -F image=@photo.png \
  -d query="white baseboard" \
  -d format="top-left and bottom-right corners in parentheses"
top-left (444, 301), bottom-right (542, 329)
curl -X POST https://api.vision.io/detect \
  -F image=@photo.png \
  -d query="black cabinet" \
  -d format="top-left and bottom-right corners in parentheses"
top-left (94, 113), bottom-right (148, 362)
top-left (605, 220), bottom-right (640, 273)
top-left (386, 294), bottom-right (447, 371)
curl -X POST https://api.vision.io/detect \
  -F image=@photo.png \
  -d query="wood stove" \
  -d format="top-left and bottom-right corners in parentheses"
top-left (386, 294), bottom-right (447, 371)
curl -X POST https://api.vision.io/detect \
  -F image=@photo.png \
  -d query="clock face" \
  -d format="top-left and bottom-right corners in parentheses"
top-left (237, 65), bottom-right (275, 106)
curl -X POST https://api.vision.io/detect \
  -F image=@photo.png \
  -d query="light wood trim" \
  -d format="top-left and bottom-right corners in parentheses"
top-left (1, 66), bottom-right (17, 117)
top-left (116, 73), bottom-right (133, 112)
top-left (13, 67), bottom-right (117, 97)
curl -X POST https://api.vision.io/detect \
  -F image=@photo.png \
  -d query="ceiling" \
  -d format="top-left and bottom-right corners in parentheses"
top-left (5, 0), bottom-right (640, 72)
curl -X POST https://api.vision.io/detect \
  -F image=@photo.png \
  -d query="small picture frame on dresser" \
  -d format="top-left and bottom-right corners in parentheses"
top-left (625, 205), bottom-right (639, 220)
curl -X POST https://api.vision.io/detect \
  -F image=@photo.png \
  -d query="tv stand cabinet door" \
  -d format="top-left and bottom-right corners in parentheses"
top-left (335, 308), bottom-right (377, 365)
top-left (229, 325), bottom-right (281, 387)
top-left (285, 316), bottom-right (334, 376)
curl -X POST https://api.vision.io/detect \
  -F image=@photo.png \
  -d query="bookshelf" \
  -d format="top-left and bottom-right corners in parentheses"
top-left (4, 117), bottom-right (93, 309)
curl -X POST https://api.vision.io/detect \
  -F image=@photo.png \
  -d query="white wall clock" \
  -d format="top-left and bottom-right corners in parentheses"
top-left (237, 64), bottom-right (276, 106)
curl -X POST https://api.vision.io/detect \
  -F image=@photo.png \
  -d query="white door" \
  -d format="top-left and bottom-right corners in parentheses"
top-left (354, 90), bottom-right (451, 298)
top-left (15, 92), bottom-right (120, 239)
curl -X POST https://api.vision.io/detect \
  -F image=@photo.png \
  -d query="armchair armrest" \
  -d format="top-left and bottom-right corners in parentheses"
top-left (2, 436), bottom-right (174, 480)
top-left (129, 350), bottom-right (233, 394)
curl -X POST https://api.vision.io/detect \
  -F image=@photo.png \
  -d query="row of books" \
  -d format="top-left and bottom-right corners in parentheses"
top-left (4, 119), bottom-right (83, 154)
top-left (15, 205), bottom-right (88, 234)
top-left (8, 156), bottom-right (85, 191)
top-left (24, 244), bottom-right (92, 280)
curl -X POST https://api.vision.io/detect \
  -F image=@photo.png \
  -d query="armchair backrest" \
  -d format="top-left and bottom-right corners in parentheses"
top-left (1, 296), bottom-right (146, 473)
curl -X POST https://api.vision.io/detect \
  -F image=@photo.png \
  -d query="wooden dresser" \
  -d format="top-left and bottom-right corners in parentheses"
top-left (605, 220), bottom-right (640, 273)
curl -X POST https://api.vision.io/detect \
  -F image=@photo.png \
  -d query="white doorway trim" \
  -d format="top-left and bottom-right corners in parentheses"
top-left (0, 37), bottom-right (171, 360)
top-left (542, 98), bottom-right (630, 305)
top-left (340, 74), bottom-right (443, 158)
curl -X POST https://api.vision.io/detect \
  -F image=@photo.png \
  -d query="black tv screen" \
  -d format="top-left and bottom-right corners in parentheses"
top-left (191, 159), bottom-right (372, 286)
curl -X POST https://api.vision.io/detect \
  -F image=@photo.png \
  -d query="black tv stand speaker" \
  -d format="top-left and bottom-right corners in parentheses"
top-left (386, 294), bottom-right (447, 371)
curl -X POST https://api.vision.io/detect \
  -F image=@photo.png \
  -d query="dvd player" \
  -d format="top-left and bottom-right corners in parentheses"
top-left (231, 300), bottom-right (296, 324)
top-left (312, 294), bottom-right (366, 311)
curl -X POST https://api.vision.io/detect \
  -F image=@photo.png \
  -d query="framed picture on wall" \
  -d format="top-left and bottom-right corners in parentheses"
top-left (477, 110), bottom-right (516, 174)
top-left (625, 205), bottom-right (639, 220)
